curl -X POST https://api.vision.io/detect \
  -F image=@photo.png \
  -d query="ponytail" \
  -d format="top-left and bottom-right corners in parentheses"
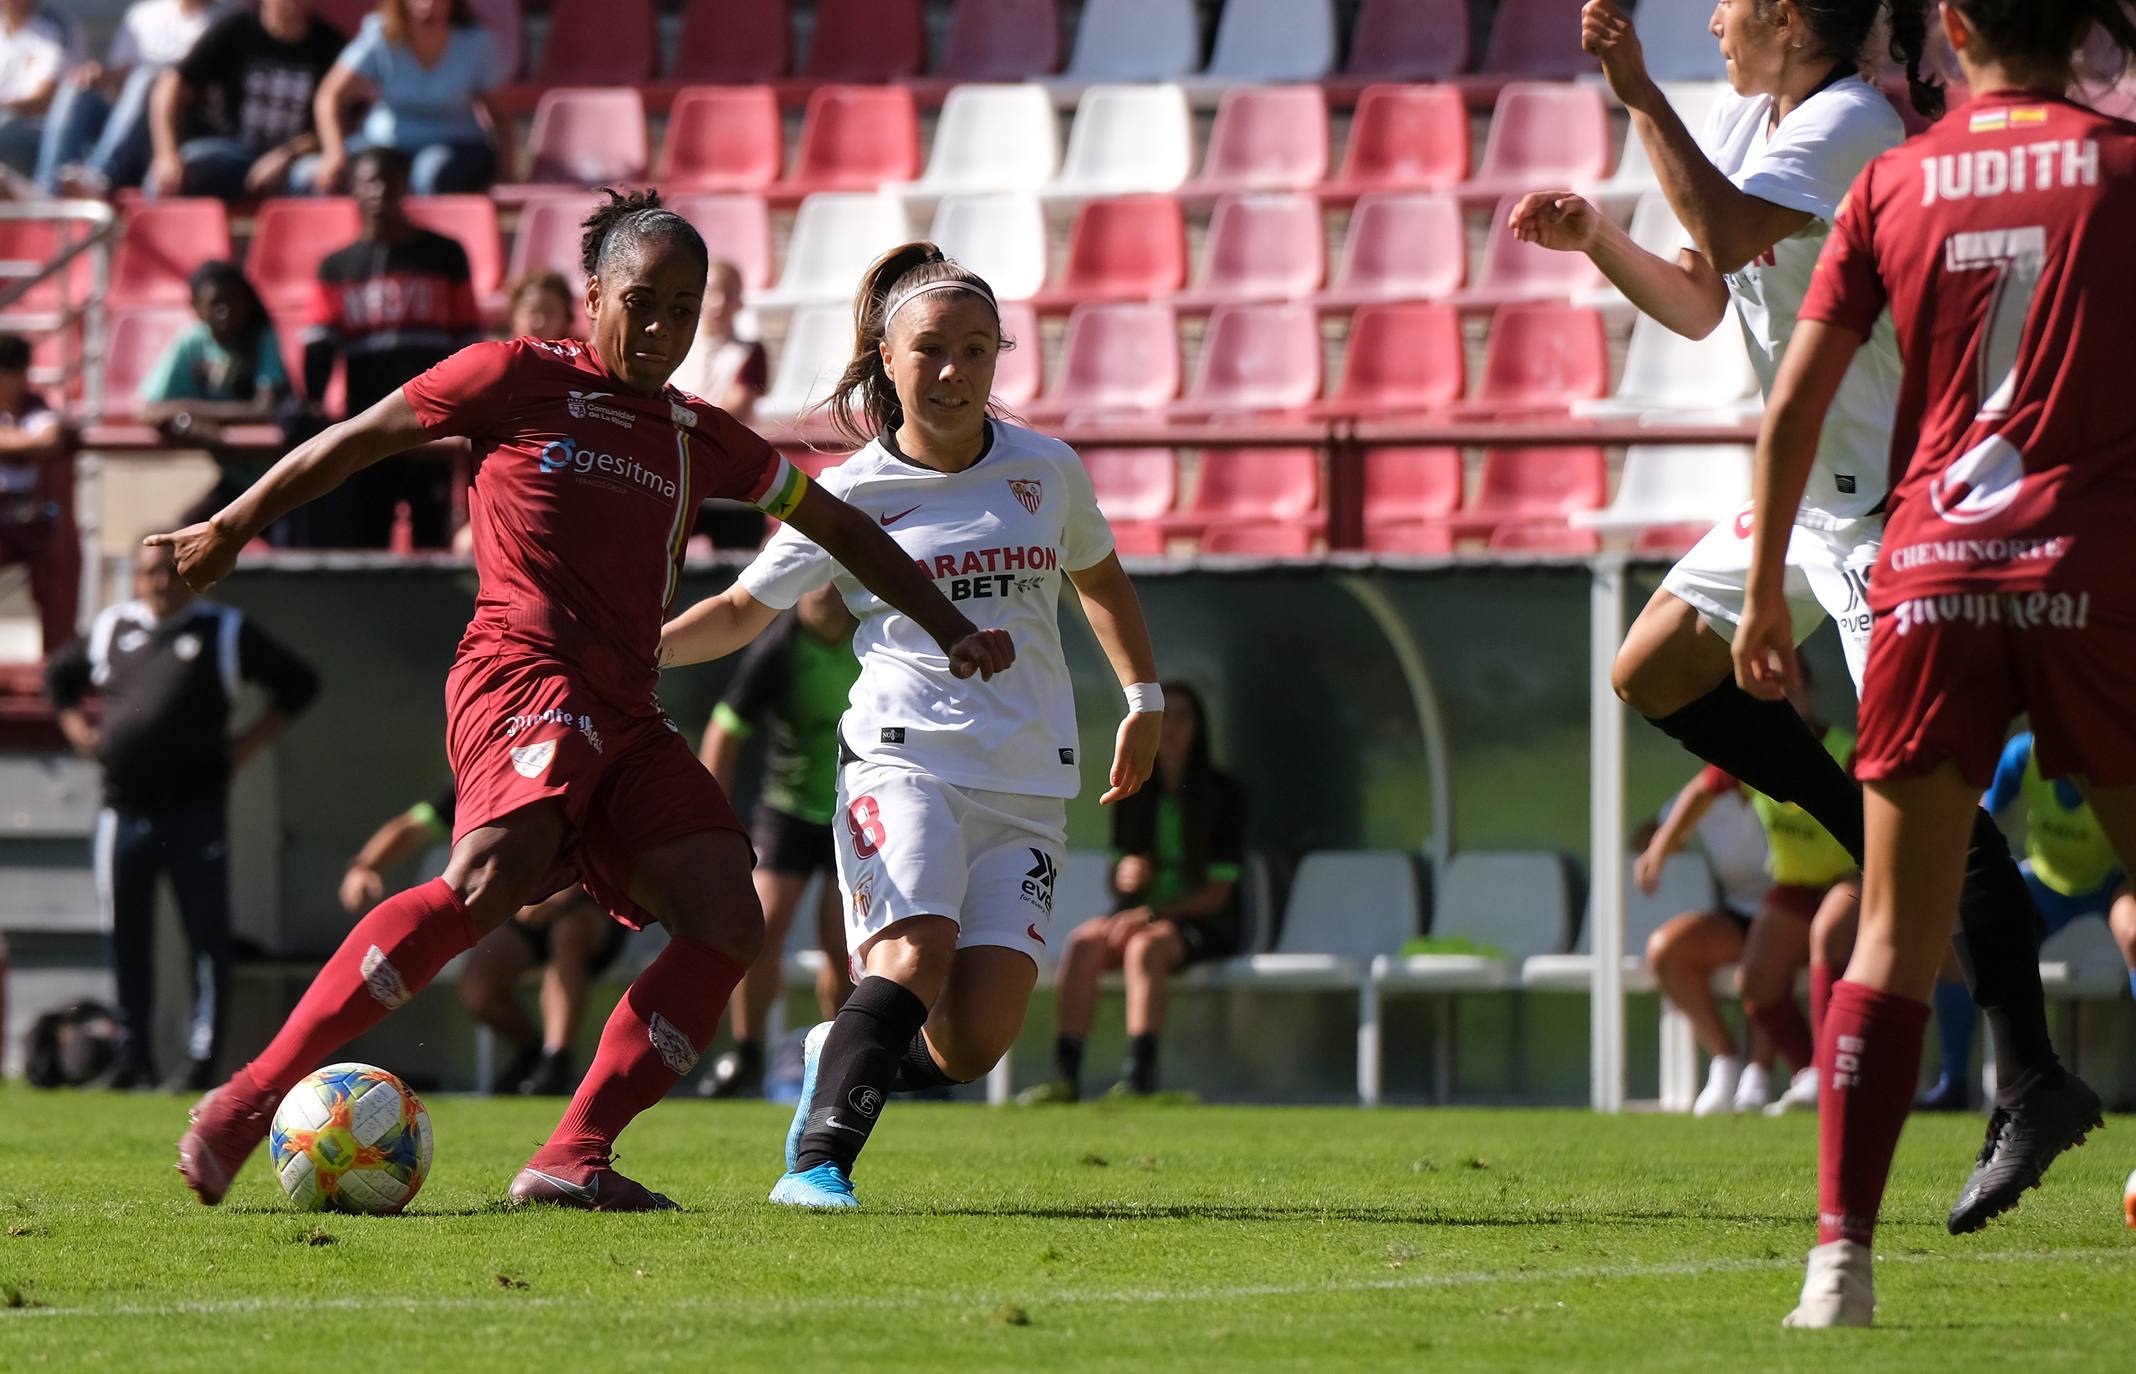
top-left (1763, 2), bottom-right (1944, 118)
top-left (815, 241), bottom-right (1008, 451)
top-left (1946, 0), bottom-right (2136, 82)
top-left (1885, 0), bottom-right (1946, 120)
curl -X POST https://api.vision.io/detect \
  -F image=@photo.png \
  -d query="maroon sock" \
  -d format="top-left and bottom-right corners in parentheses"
top-left (1809, 962), bottom-right (1836, 1046)
top-left (1817, 979), bottom-right (1931, 1245)
top-left (1745, 995), bottom-right (1816, 1075)
top-left (235, 878), bottom-right (476, 1107)
top-left (530, 933), bottom-right (746, 1171)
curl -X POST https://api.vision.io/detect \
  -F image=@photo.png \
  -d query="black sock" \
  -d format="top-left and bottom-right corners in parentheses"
top-left (1955, 808), bottom-right (2063, 1104)
top-left (1648, 681), bottom-right (1866, 862)
top-left (889, 1031), bottom-right (961, 1092)
top-left (1127, 1033), bottom-right (1159, 1094)
top-left (731, 1039), bottom-right (763, 1075)
top-left (1054, 1034), bottom-right (1085, 1088)
top-left (793, 976), bottom-right (928, 1173)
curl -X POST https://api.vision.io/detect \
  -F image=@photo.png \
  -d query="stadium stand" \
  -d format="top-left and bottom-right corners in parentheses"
top-left (108, 201), bottom-right (232, 311)
top-left (1160, 447), bottom-right (1322, 542)
top-left (1574, 312), bottom-right (1761, 421)
top-left (1317, 304), bottom-right (1467, 419)
top-left (504, 194), bottom-right (593, 303)
top-left (1318, 193), bottom-right (1466, 310)
top-left (1028, 302), bottom-right (1182, 422)
top-left (1454, 447), bottom-right (1610, 541)
top-left (992, 300), bottom-right (1044, 406)
top-left (668, 0), bottom-right (793, 89)
top-left (1446, 206), bottom-right (1611, 313)
top-left (657, 86), bottom-right (785, 194)
top-left (1576, 445), bottom-right (1754, 539)
top-left (756, 302), bottom-right (853, 424)
top-left (1359, 446), bottom-right (1466, 528)
top-left (1080, 449), bottom-right (1179, 542)
top-left (1453, 303), bottom-right (1610, 418)
top-left (1200, 523), bottom-right (1318, 556)
top-left (1043, 84), bottom-right (1197, 201)
top-left (245, 199), bottom-right (362, 311)
top-left (1032, 196), bottom-right (1189, 310)
top-left (1053, 0), bottom-right (1202, 90)
top-left (1326, 0), bottom-right (1472, 101)
top-left (519, 88), bottom-right (650, 191)
top-left (773, 85), bottom-right (922, 205)
top-left (667, 194), bottom-right (778, 291)
top-left (1629, 0), bottom-right (1735, 81)
top-left (1192, 0), bottom-right (1340, 90)
top-left (925, 193), bottom-right (1049, 302)
top-left (893, 83), bottom-right (1062, 204)
top-left (791, 0), bottom-right (927, 89)
top-left (1458, 82), bottom-right (1614, 209)
top-left (1174, 194), bottom-right (1325, 311)
top-left (101, 308), bottom-right (193, 416)
top-left (404, 196), bottom-right (505, 300)
top-left (1183, 85), bottom-right (1332, 201)
top-left (1457, 0), bottom-right (1594, 100)
top-left (1581, 82), bottom-right (1731, 213)
top-left (531, 0), bottom-right (659, 89)
top-left (928, 0), bottom-right (1063, 89)
top-left (1166, 303), bottom-right (1322, 421)
top-left (1319, 84), bottom-right (1470, 202)
top-left (751, 192), bottom-right (911, 312)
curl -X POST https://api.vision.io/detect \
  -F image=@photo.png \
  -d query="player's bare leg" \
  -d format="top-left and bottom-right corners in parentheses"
top-left (1020, 918), bottom-right (1123, 1103)
top-left (2108, 885), bottom-right (2136, 1001)
top-left (1739, 903), bottom-right (1815, 1113)
top-left (1647, 913), bottom-right (1748, 1114)
top-left (457, 921), bottom-right (541, 1093)
top-left (814, 876), bottom-right (854, 1016)
top-left (1118, 922), bottom-right (1187, 1095)
top-left (705, 868), bottom-right (808, 1098)
top-left (521, 899), bottom-right (605, 1095)
top-left (180, 803), bottom-right (569, 1205)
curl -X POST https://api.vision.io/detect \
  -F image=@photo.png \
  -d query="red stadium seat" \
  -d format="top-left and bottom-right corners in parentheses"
top-left (1445, 196), bottom-right (1609, 313)
top-left (673, 0), bottom-right (791, 85)
top-left (110, 200), bottom-right (231, 310)
top-left (1636, 522), bottom-right (1712, 556)
top-left (469, 0), bottom-right (524, 81)
top-left (1032, 195), bottom-right (1188, 311)
top-left (1460, 448), bottom-right (1609, 537)
top-left (315, 0), bottom-right (373, 39)
top-left (534, 0), bottom-right (658, 87)
top-left (1321, 84), bottom-right (1468, 202)
top-left (934, 0), bottom-right (1062, 83)
top-left (1029, 303), bottom-right (1181, 421)
top-left (1185, 85), bottom-right (1330, 200)
top-left (667, 194), bottom-right (776, 292)
top-left (1331, 0), bottom-right (1472, 96)
top-left (1319, 192), bottom-right (1465, 309)
top-left (404, 196), bottom-right (503, 297)
top-left (1109, 523), bottom-right (1169, 557)
top-left (796, 0), bottom-right (926, 85)
top-left (1176, 194), bottom-right (1325, 311)
top-left (1201, 523), bottom-right (1317, 556)
top-left (776, 85), bottom-right (921, 203)
top-left (507, 194), bottom-right (594, 306)
top-left (1460, 0), bottom-right (1592, 98)
top-left (0, 217), bottom-right (92, 311)
top-left (1456, 303), bottom-right (1609, 417)
top-left (1488, 520), bottom-right (1602, 554)
top-left (246, 198), bottom-right (361, 309)
top-left (1082, 448), bottom-right (1178, 523)
top-left (1319, 306), bottom-right (1465, 418)
top-left (1361, 520), bottom-right (1456, 555)
top-left (659, 86), bottom-right (783, 193)
top-left (102, 308), bottom-right (193, 414)
top-left (1171, 304), bottom-right (1322, 420)
top-left (522, 88), bottom-right (649, 187)
top-left (1362, 447), bottom-right (1465, 523)
top-left (993, 301), bottom-right (1044, 407)
top-left (1458, 83), bottom-right (1613, 208)
top-left (1163, 448), bottom-right (1321, 537)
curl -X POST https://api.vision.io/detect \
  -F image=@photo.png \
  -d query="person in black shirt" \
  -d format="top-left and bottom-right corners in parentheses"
top-left (0, 331), bottom-right (76, 656)
top-left (45, 540), bottom-right (319, 1090)
top-left (296, 145), bottom-right (480, 548)
top-left (146, 0), bottom-right (346, 201)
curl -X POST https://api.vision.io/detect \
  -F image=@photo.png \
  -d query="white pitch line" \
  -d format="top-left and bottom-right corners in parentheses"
top-left (1, 1245), bottom-right (2125, 1324)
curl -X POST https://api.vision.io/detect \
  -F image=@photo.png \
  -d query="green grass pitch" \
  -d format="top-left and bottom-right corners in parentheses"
top-left (1, 1095), bottom-right (2130, 1370)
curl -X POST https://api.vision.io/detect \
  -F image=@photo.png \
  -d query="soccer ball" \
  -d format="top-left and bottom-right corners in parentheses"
top-left (268, 1063), bottom-right (434, 1214)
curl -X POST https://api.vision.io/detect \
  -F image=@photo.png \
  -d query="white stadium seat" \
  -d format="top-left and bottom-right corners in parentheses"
top-left (2038, 916), bottom-right (2130, 999)
top-left (1573, 312), bottom-right (1762, 422)
top-left (1053, 0), bottom-right (1201, 88)
top-left (1634, 0), bottom-right (1733, 81)
top-left (1043, 85), bottom-right (1197, 202)
top-left (1575, 192), bottom-right (1696, 323)
top-left (751, 193), bottom-right (911, 312)
top-left (757, 304), bottom-right (855, 423)
top-left (926, 192), bottom-right (1050, 302)
top-left (894, 84), bottom-right (1061, 204)
top-left (1582, 81), bottom-right (1731, 211)
top-left (1521, 852), bottom-right (1719, 995)
top-left (1195, 0), bottom-right (1339, 88)
top-left (1575, 445), bottom-right (1754, 536)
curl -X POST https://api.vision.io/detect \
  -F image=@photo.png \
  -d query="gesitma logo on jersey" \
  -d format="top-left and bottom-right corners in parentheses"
top-left (537, 436), bottom-right (678, 502)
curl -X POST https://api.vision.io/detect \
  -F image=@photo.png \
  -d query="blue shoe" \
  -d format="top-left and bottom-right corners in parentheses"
top-left (784, 1021), bottom-right (833, 1172)
top-left (769, 1161), bottom-right (859, 1209)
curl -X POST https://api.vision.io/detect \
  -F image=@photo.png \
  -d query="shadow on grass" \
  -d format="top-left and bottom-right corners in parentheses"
top-left (905, 1202), bottom-right (1800, 1227)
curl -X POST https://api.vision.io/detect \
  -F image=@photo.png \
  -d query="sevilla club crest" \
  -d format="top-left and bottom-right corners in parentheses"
top-left (1008, 479), bottom-right (1043, 515)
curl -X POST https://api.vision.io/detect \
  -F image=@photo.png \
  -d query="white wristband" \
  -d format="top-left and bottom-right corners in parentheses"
top-left (1124, 682), bottom-right (1164, 714)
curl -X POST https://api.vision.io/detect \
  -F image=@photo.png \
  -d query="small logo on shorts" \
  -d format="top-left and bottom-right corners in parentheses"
top-left (360, 946), bottom-right (410, 1009)
top-left (647, 1012), bottom-right (700, 1075)
top-left (881, 728), bottom-right (906, 744)
top-left (1027, 922), bottom-right (1046, 947)
top-left (848, 1086), bottom-right (883, 1119)
top-left (1021, 850), bottom-right (1058, 914)
top-left (1058, 748), bottom-right (1075, 765)
top-left (851, 874), bottom-right (875, 921)
top-left (510, 739), bottom-right (557, 778)
top-left (1733, 506), bottom-right (1755, 539)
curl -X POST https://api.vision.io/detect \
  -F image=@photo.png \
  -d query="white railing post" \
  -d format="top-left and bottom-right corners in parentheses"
top-left (1589, 556), bottom-right (1628, 1113)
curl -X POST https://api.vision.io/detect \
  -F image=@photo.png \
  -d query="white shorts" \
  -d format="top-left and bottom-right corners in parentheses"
top-left (1661, 503), bottom-right (1880, 692)
top-left (832, 756), bottom-right (1069, 974)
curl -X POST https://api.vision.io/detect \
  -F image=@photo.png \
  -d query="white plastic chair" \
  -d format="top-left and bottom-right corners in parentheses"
top-left (895, 83), bottom-right (1061, 204)
top-left (1581, 82), bottom-right (1731, 211)
top-left (1522, 853), bottom-right (1719, 994)
top-left (1043, 85), bottom-right (1196, 202)
top-left (1576, 445), bottom-right (1754, 536)
top-left (1574, 311), bottom-right (1761, 421)
top-left (927, 192), bottom-right (1049, 301)
top-left (2038, 916), bottom-right (2131, 999)
top-left (1575, 192), bottom-right (1693, 323)
top-left (1055, 0), bottom-right (1201, 87)
top-left (1195, 0), bottom-right (1338, 86)
top-left (751, 193), bottom-right (911, 312)
top-left (757, 304), bottom-right (856, 423)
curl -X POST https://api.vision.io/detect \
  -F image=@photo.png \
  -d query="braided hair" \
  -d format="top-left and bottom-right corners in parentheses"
top-left (577, 188), bottom-right (709, 287)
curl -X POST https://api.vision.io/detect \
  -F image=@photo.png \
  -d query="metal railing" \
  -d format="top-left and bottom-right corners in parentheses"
top-left (0, 200), bottom-right (118, 420)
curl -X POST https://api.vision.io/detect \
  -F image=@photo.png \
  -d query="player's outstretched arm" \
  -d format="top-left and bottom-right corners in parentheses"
top-left (1508, 193), bottom-right (1729, 339)
top-left (1068, 553), bottom-right (1162, 805)
top-left (143, 390), bottom-right (433, 591)
top-left (781, 482), bottom-right (1014, 681)
top-left (660, 585), bottom-right (782, 669)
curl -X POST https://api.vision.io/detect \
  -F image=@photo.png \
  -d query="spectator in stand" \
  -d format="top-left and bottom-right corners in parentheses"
top-left (1022, 683), bottom-right (1247, 1102)
top-left (504, 268), bottom-right (575, 342)
top-left (0, 331), bottom-right (77, 655)
top-left (301, 0), bottom-right (510, 196)
top-left (0, 1), bottom-right (80, 178)
top-left (147, 0), bottom-right (345, 201)
top-left (670, 262), bottom-right (767, 424)
top-left (36, 0), bottom-right (228, 198)
top-left (45, 540), bottom-right (318, 1091)
top-left (339, 780), bottom-right (634, 1095)
top-left (300, 145), bottom-right (479, 547)
top-left (139, 260), bottom-right (294, 525)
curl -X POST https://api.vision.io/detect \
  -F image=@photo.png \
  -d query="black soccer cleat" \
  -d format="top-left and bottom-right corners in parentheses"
top-left (696, 1048), bottom-right (763, 1100)
top-left (1947, 1073), bottom-right (2104, 1234)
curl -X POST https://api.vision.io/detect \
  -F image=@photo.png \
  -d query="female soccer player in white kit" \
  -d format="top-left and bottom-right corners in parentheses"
top-left (661, 243), bottom-right (1162, 1208)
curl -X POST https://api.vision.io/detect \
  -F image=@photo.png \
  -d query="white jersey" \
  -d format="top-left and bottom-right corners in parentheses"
top-left (738, 420), bottom-right (1116, 800)
top-left (1691, 76), bottom-right (1906, 529)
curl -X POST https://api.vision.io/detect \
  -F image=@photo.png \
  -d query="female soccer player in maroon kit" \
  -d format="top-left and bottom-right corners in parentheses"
top-left (1737, 0), bottom-right (2136, 1325)
top-left (160, 190), bottom-right (1012, 1211)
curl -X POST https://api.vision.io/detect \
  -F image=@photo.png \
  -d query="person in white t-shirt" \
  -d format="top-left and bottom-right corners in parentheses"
top-left (36, 0), bottom-right (227, 195)
top-left (661, 242), bottom-right (1163, 1210)
top-left (0, 1), bottom-right (80, 176)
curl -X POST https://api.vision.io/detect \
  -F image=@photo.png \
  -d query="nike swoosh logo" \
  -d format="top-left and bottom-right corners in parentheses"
top-left (522, 1167), bottom-right (599, 1204)
top-left (880, 505), bottom-right (922, 526)
top-left (1027, 923), bottom-right (1046, 946)
top-left (825, 1117), bottom-right (865, 1135)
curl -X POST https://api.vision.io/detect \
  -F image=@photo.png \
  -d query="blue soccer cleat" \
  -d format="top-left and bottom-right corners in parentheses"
top-left (784, 1021), bottom-right (833, 1172)
top-left (769, 1161), bottom-right (859, 1209)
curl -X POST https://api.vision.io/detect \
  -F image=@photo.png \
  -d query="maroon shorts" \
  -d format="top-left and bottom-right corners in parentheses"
top-left (445, 653), bottom-right (746, 930)
top-left (1764, 883), bottom-right (1832, 922)
top-left (1856, 588), bottom-right (2136, 789)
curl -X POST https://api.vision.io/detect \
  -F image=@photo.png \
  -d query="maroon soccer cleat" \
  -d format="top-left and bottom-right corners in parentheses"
top-left (175, 1082), bottom-right (274, 1206)
top-left (507, 1158), bottom-right (679, 1212)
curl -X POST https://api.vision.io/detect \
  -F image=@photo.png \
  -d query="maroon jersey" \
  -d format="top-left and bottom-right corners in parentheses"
top-left (1800, 91), bottom-right (2136, 611)
top-left (402, 338), bottom-right (809, 713)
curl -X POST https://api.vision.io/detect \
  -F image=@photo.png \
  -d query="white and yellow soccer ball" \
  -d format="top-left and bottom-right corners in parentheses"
top-left (268, 1063), bottom-right (434, 1214)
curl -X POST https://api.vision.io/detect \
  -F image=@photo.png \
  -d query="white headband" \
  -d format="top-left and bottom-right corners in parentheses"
top-left (883, 279), bottom-right (998, 330)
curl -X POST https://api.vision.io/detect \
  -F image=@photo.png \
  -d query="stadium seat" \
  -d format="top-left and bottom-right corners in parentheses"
top-left (109, 199), bottom-right (231, 310)
top-left (521, 88), bottom-right (649, 188)
top-left (1043, 84), bottom-right (1196, 201)
top-left (775, 85), bottom-right (921, 203)
top-left (1184, 85), bottom-right (1330, 200)
top-left (926, 193), bottom-right (1048, 302)
top-left (506, 194), bottom-right (595, 303)
top-left (1457, 448), bottom-right (1609, 538)
top-left (0, 217), bottom-right (93, 312)
top-left (1107, 523), bottom-right (1168, 557)
top-left (1635, 522), bottom-right (1712, 556)
top-left (1458, 0), bottom-right (1592, 98)
top-left (751, 192), bottom-right (911, 311)
top-left (1445, 198), bottom-right (1609, 313)
top-left (1195, 0), bottom-right (1338, 87)
top-left (1454, 303), bottom-right (1609, 417)
top-left (1200, 523), bottom-right (1318, 556)
top-left (314, 0), bottom-right (374, 39)
top-left (1520, 853), bottom-right (1718, 994)
top-left (2037, 915), bottom-right (2132, 999)
top-left (1028, 302), bottom-right (1181, 421)
top-left (671, 0), bottom-right (791, 86)
top-left (1054, 0), bottom-right (1200, 87)
top-left (1575, 192), bottom-right (1690, 322)
top-left (1632, 0), bottom-right (1733, 81)
top-left (245, 198), bottom-right (361, 309)
top-left (756, 303), bottom-right (852, 423)
top-left (1327, 0), bottom-right (1471, 99)
top-left (404, 196), bottom-right (503, 297)
top-left (794, 0), bottom-right (926, 86)
top-left (1489, 522), bottom-right (1602, 555)
top-left (1359, 521), bottom-right (1456, 556)
top-left (102, 308), bottom-right (193, 414)
top-left (1581, 82), bottom-right (1730, 213)
top-left (1168, 303), bottom-right (1322, 420)
top-left (1361, 446), bottom-right (1464, 524)
top-left (1458, 83), bottom-right (1613, 209)
top-left (1261, 849), bottom-right (1423, 965)
top-left (894, 84), bottom-right (1060, 203)
top-left (933, 0), bottom-right (1063, 84)
top-left (668, 193), bottom-right (776, 291)
top-left (1317, 304), bottom-right (1465, 418)
top-left (1081, 448), bottom-right (1178, 524)
top-left (1318, 192), bottom-right (1465, 310)
top-left (532, 0), bottom-right (658, 87)
top-left (1164, 448), bottom-right (1321, 537)
top-left (1576, 445), bottom-right (1753, 538)
top-left (1175, 194), bottom-right (1325, 311)
top-left (1574, 312), bottom-right (1761, 421)
top-left (657, 86), bottom-right (783, 193)
top-left (468, 0), bottom-right (523, 81)
top-left (993, 301), bottom-right (1043, 406)
top-left (1320, 84), bottom-right (1469, 202)
top-left (1032, 195), bottom-right (1188, 310)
